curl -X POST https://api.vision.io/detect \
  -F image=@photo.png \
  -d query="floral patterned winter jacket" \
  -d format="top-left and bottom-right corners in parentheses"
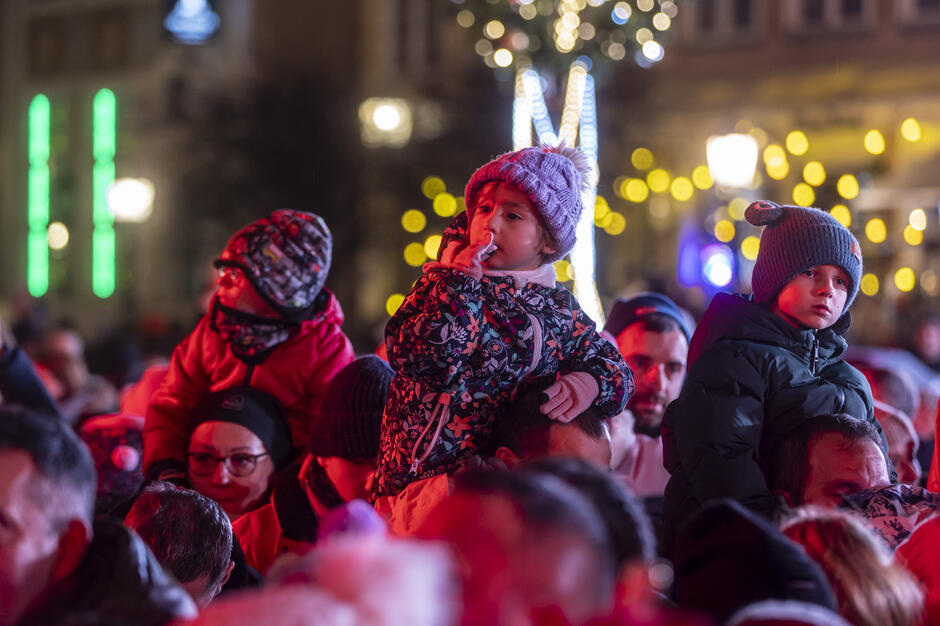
top-left (373, 215), bottom-right (633, 498)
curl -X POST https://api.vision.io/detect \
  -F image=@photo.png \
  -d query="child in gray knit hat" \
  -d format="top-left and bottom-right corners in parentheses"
top-left (660, 200), bottom-right (894, 552)
top-left (373, 145), bottom-right (634, 498)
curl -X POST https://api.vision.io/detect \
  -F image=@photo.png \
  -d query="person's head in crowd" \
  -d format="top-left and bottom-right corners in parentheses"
top-left (771, 413), bottom-right (890, 508)
top-left (873, 401), bottom-right (921, 484)
top-left (855, 363), bottom-right (920, 422)
top-left (912, 312), bottom-right (940, 368)
top-left (781, 507), bottom-right (924, 626)
top-left (672, 499), bottom-right (837, 623)
top-left (485, 380), bottom-right (613, 470)
top-left (420, 469), bottom-right (616, 626)
top-left (187, 387), bottom-right (292, 519)
top-left (78, 413), bottom-right (145, 517)
top-left (520, 458), bottom-right (658, 611)
top-left (727, 600), bottom-right (853, 626)
top-left (0, 406), bottom-right (96, 626)
top-left (306, 355), bottom-right (394, 501)
top-left (41, 323), bottom-right (88, 398)
top-left (603, 293), bottom-right (691, 438)
top-left (745, 201), bottom-right (862, 329)
top-left (125, 482), bottom-right (234, 608)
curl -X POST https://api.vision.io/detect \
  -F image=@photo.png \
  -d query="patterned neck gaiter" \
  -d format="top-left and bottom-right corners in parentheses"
top-left (210, 297), bottom-right (298, 361)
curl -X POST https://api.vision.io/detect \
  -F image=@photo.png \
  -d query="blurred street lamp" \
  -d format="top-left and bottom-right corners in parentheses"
top-left (108, 178), bottom-right (155, 223)
top-left (706, 133), bottom-right (759, 188)
top-left (359, 98), bottom-right (412, 148)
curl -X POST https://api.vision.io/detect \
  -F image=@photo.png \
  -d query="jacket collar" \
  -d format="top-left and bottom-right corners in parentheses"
top-left (483, 263), bottom-right (557, 289)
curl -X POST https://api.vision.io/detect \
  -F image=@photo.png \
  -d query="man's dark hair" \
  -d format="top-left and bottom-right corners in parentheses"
top-left (521, 457), bottom-right (656, 566)
top-left (634, 312), bottom-right (683, 336)
top-left (484, 380), bottom-right (606, 457)
top-left (453, 468), bottom-right (617, 599)
top-left (771, 414), bottom-right (884, 506)
top-left (125, 482), bottom-right (233, 588)
top-left (0, 405), bottom-right (96, 527)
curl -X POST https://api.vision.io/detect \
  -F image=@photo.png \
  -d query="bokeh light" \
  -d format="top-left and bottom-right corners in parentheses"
top-left (741, 235), bottom-right (760, 261)
top-left (901, 118), bottom-right (922, 142)
top-left (401, 209), bottom-right (427, 233)
top-left (670, 177), bottom-right (694, 201)
top-left (837, 174), bottom-right (859, 199)
top-left (421, 176), bottom-right (446, 199)
top-left (909, 208), bottom-right (927, 231)
top-left (860, 273), bottom-right (879, 296)
top-left (484, 20), bottom-right (505, 39)
top-left (456, 10), bottom-right (475, 28)
top-left (785, 131), bottom-right (809, 156)
top-left (623, 178), bottom-right (649, 203)
top-left (864, 129), bottom-right (885, 155)
top-left (792, 183), bottom-right (815, 207)
top-left (631, 147), bottom-right (654, 170)
top-left (433, 192), bottom-right (458, 217)
top-left (714, 219), bottom-right (735, 243)
top-left (47, 222), bottom-right (69, 250)
top-left (802, 161), bottom-right (826, 187)
top-left (692, 165), bottom-right (713, 189)
top-left (385, 293), bottom-right (405, 316)
top-left (830, 205), bottom-right (851, 227)
top-left (728, 198), bottom-right (748, 221)
top-left (865, 218), bottom-right (887, 243)
top-left (647, 169), bottom-right (670, 193)
top-left (895, 267), bottom-right (916, 292)
top-left (424, 234), bottom-right (442, 259)
top-left (404, 242), bottom-right (427, 267)
top-left (903, 225), bottom-right (923, 246)
top-left (605, 213), bottom-right (627, 235)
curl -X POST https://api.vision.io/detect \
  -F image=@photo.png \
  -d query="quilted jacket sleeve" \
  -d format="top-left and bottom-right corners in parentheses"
top-left (558, 299), bottom-right (633, 419)
top-left (663, 346), bottom-right (778, 512)
top-left (143, 320), bottom-right (211, 478)
top-left (385, 266), bottom-right (484, 388)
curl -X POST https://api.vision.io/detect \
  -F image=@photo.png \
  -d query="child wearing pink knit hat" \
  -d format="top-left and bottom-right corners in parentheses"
top-left (373, 145), bottom-right (633, 498)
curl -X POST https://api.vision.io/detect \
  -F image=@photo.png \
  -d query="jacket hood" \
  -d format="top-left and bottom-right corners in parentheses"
top-left (300, 287), bottom-right (345, 329)
top-left (688, 293), bottom-right (851, 368)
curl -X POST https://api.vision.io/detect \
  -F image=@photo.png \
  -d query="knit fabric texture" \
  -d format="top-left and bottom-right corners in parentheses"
top-left (218, 209), bottom-right (332, 318)
top-left (464, 145), bottom-right (589, 262)
top-left (745, 200), bottom-right (862, 310)
top-left (604, 292), bottom-right (693, 342)
top-left (190, 387), bottom-right (293, 470)
top-left (307, 355), bottom-right (394, 460)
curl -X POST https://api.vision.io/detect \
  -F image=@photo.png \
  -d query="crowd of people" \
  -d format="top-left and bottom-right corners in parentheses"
top-left (2, 143), bottom-right (940, 626)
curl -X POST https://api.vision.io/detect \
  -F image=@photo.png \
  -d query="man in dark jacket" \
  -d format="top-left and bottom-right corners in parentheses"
top-left (0, 406), bottom-right (195, 626)
top-left (661, 201), bottom-right (894, 553)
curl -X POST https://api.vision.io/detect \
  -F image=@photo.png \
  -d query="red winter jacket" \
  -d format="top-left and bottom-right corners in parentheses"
top-left (143, 289), bottom-right (355, 478)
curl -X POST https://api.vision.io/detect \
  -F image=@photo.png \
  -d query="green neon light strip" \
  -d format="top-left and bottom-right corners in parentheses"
top-left (92, 88), bottom-right (116, 298)
top-left (27, 94), bottom-right (50, 297)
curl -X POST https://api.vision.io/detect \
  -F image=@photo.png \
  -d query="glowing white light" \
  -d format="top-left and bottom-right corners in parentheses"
top-left (373, 105), bottom-right (402, 131)
top-left (108, 178), bottom-right (155, 223)
top-left (641, 40), bottom-right (664, 61)
top-left (706, 134), bottom-right (759, 188)
top-left (702, 244), bottom-right (734, 287)
top-left (522, 69), bottom-right (558, 145)
top-left (164, 0), bottom-right (220, 45)
top-left (47, 222), bottom-right (69, 250)
top-left (513, 70), bottom-right (532, 151)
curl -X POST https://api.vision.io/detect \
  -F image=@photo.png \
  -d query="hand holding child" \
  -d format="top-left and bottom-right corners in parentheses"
top-left (438, 233), bottom-right (496, 281)
top-left (539, 371), bottom-right (599, 423)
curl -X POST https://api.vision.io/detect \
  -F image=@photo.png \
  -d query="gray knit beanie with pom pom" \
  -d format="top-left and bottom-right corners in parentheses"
top-left (464, 144), bottom-right (592, 263)
top-left (745, 200), bottom-right (862, 311)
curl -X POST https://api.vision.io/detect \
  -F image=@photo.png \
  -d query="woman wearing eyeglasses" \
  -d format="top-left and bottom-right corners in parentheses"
top-left (186, 387), bottom-right (293, 520)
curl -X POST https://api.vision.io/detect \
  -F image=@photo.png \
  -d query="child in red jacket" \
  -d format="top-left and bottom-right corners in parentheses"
top-left (144, 210), bottom-right (355, 481)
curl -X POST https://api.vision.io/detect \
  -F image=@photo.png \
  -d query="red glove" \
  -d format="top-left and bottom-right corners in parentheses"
top-left (539, 371), bottom-right (599, 423)
top-left (437, 233), bottom-right (496, 281)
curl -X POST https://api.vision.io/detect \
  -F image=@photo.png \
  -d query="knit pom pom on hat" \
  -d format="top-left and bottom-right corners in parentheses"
top-left (218, 209), bottom-right (332, 319)
top-left (745, 200), bottom-right (862, 311)
top-left (464, 143), bottom-right (593, 263)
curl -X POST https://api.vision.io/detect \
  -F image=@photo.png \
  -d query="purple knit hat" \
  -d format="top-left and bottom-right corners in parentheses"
top-left (217, 209), bottom-right (332, 318)
top-left (464, 144), bottom-right (591, 263)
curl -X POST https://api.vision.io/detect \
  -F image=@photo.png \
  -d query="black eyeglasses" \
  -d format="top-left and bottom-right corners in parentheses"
top-left (186, 451), bottom-right (270, 477)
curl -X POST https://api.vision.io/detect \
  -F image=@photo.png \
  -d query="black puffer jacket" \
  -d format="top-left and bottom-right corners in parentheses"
top-left (661, 293), bottom-right (893, 548)
top-left (18, 519), bottom-right (196, 626)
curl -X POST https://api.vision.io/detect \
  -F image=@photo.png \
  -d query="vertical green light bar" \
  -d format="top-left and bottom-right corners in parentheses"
top-left (92, 88), bottom-right (116, 298)
top-left (27, 94), bottom-right (51, 297)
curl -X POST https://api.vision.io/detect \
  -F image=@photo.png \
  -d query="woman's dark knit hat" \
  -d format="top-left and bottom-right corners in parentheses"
top-left (307, 355), bottom-right (394, 460)
top-left (190, 387), bottom-right (293, 470)
top-left (745, 201), bottom-right (862, 311)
